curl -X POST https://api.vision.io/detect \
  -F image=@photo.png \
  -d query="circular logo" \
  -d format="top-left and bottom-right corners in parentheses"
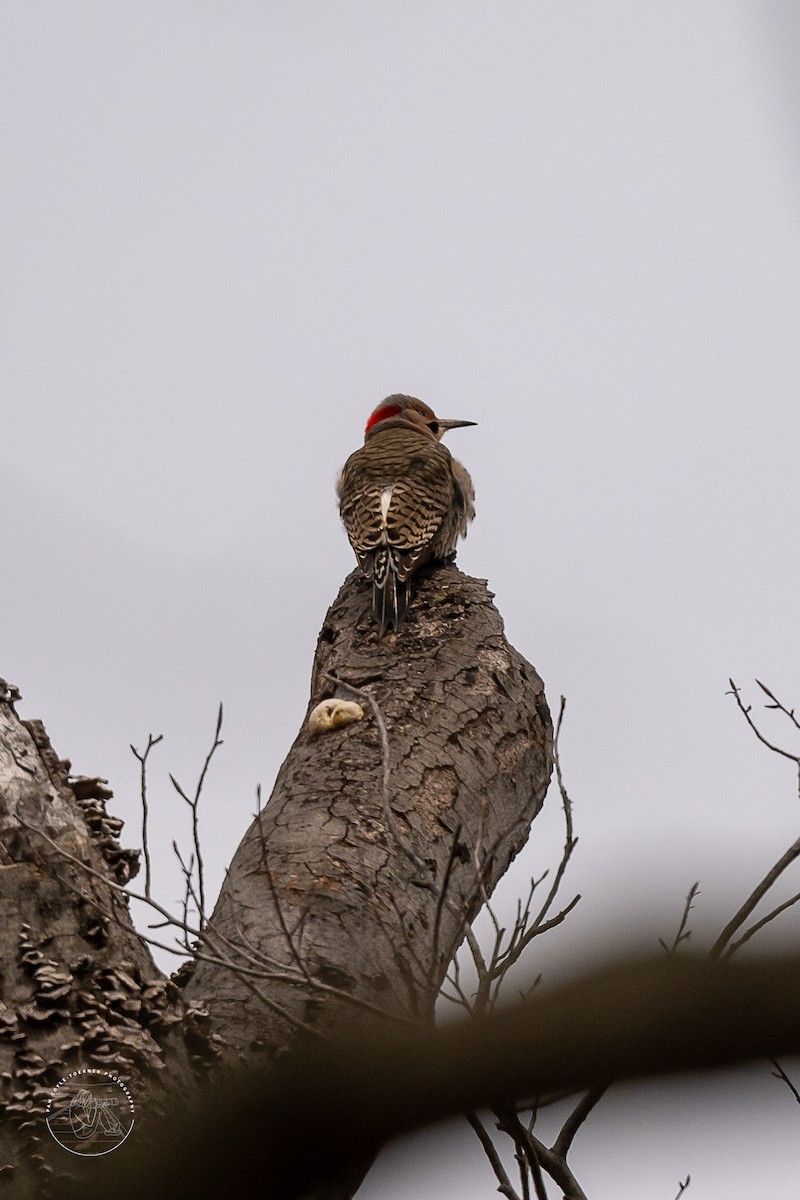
top-left (46, 1069), bottom-right (135, 1156)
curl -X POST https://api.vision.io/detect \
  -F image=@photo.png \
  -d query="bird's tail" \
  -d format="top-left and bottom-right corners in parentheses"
top-left (372, 549), bottom-right (408, 636)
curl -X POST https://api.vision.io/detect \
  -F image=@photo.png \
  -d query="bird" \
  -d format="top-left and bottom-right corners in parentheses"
top-left (337, 394), bottom-right (476, 635)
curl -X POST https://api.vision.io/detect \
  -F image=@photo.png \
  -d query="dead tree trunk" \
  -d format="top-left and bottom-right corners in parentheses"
top-left (0, 565), bottom-right (552, 1198)
top-left (185, 566), bottom-right (552, 1051)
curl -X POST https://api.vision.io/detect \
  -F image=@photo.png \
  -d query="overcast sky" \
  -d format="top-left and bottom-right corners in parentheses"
top-left (3, 3), bottom-right (800, 1197)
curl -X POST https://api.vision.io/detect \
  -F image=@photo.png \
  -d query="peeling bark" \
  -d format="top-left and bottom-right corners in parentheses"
top-left (0, 565), bottom-right (553, 1197)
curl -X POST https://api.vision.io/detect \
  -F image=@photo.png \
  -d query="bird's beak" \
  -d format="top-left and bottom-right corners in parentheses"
top-left (437, 419), bottom-right (477, 431)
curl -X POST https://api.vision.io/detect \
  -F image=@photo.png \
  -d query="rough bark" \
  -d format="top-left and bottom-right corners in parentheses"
top-left (0, 564), bottom-right (553, 1197)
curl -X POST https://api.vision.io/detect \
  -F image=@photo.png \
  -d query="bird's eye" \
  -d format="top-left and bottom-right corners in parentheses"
top-left (428, 421), bottom-right (440, 435)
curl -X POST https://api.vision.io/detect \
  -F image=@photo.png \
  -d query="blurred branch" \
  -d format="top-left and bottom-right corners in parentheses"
top-left (77, 952), bottom-right (800, 1200)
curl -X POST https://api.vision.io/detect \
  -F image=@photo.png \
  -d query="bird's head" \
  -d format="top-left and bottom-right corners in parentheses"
top-left (364, 394), bottom-right (476, 443)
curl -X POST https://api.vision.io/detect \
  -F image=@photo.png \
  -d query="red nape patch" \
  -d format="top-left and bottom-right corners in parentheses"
top-left (365, 404), bottom-right (403, 433)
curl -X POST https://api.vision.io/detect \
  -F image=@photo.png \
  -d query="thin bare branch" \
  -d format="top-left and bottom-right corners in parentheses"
top-left (498, 1110), bottom-right (588, 1200)
top-left (756, 680), bottom-right (800, 735)
top-left (523, 1139), bottom-right (548, 1200)
top-left (725, 891), bottom-right (800, 956)
top-left (466, 1112), bottom-right (522, 1200)
top-left (659, 882), bottom-right (701, 955)
top-left (442, 957), bottom-right (474, 1014)
top-left (172, 840), bottom-right (198, 932)
top-left (525, 697), bottom-right (580, 938)
top-left (488, 895), bottom-right (581, 989)
top-left (553, 698), bottom-right (574, 837)
top-left (552, 1085), bottom-right (607, 1158)
top-left (169, 703), bottom-right (223, 928)
top-left (516, 1137), bottom-right (532, 1200)
top-left (728, 678), bottom-right (800, 800)
top-left (129, 731), bottom-right (162, 898)
top-left (495, 1108), bottom-right (547, 1200)
top-left (770, 1059), bottom-right (800, 1107)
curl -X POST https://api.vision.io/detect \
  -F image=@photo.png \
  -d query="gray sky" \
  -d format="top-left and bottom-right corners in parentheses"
top-left (3, 3), bottom-right (800, 1196)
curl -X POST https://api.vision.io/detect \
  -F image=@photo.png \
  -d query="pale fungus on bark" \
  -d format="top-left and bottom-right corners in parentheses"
top-left (308, 698), bottom-right (365, 737)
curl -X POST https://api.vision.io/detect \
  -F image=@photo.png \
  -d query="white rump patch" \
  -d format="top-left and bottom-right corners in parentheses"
top-left (380, 485), bottom-right (394, 528)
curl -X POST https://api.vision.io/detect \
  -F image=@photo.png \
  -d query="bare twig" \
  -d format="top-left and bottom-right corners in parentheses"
top-left (674, 1175), bottom-right (691, 1199)
top-left (520, 697), bottom-right (580, 947)
top-left (526, 1135), bottom-right (548, 1200)
top-left (488, 895), bottom-right (581, 991)
top-left (504, 1109), bottom-right (546, 1200)
top-left (498, 1110), bottom-right (588, 1200)
top-left (516, 1144), bottom-right (532, 1200)
top-left (466, 1111), bottom-right (521, 1200)
top-left (728, 679), bottom-right (800, 800)
top-left (770, 1059), bottom-right (800, 1108)
top-left (172, 840), bottom-right (198, 936)
top-left (552, 1085), bottom-right (608, 1158)
top-left (169, 703), bottom-right (223, 928)
top-left (129, 732), bottom-right (162, 898)
top-left (659, 883), bottom-right (700, 955)
top-left (441, 955), bottom-right (473, 1014)
top-left (756, 680), bottom-right (800, 735)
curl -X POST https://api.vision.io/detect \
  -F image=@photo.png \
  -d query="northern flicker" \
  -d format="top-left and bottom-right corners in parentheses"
top-left (337, 394), bottom-right (476, 634)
